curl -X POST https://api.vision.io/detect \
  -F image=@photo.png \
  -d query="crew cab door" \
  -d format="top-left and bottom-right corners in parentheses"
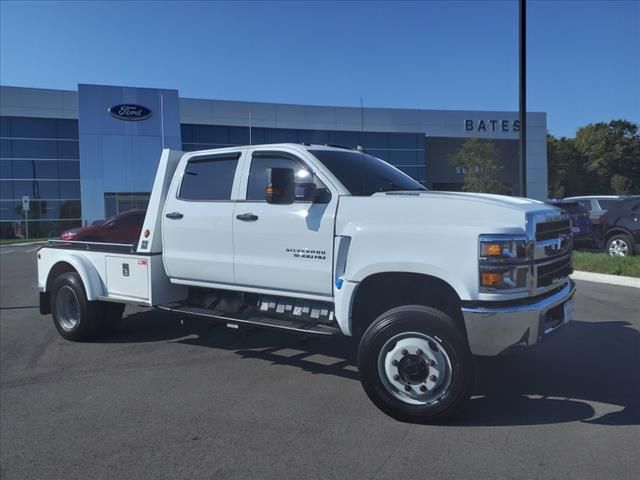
top-left (162, 150), bottom-right (244, 284)
top-left (233, 149), bottom-right (338, 296)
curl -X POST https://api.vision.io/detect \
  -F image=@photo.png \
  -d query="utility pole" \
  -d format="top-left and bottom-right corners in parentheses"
top-left (519, 0), bottom-right (527, 197)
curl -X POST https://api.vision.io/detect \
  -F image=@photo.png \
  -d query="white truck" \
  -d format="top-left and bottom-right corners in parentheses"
top-left (36, 144), bottom-right (576, 423)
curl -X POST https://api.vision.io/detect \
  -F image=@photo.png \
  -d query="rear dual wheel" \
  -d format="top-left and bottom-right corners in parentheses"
top-left (358, 305), bottom-right (475, 423)
top-left (51, 272), bottom-right (124, 341)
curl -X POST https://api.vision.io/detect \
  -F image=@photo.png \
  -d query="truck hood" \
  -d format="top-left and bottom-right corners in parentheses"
top-left (336, 190), bottom-right (559, 239)
top-left (371, 190), bottom-right (548, 212)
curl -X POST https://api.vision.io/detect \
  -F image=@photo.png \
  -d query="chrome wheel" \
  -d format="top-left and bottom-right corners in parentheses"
top-left (378, 332), bottom-right (453, 406)
top-left (55, 285), bottom-right (80, 331)
top-left (608, 239), bottom-right (629, 257)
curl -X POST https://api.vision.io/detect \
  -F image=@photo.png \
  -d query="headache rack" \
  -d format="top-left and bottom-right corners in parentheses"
top-left (45, 239), bottom-right (136, 254)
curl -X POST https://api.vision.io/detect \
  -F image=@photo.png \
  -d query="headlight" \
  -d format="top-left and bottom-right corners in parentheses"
top-left (479, 235), bottom-right (529, 261)
top-left (479, 235), bottom-right (531, 292)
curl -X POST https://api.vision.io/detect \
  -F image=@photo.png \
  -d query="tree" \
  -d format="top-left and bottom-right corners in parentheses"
top-left (547, 134), bottom-right (597, 197)
top-left (574, 120), bottom-right (640, 194)
top-left (449, 139), bottom-right (511, 194)
top-left (547, 120), bottom-right (640, 197)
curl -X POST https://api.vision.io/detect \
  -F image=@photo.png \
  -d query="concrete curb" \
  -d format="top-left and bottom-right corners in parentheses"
top-left (572, 270), bottom-right (640, 289)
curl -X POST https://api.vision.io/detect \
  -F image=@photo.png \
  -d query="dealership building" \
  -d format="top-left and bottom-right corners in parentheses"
top-left (0, 84), bottom-right (548, 238)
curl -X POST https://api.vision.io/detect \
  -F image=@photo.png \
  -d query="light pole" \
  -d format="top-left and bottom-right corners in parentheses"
top-left (519, 0), bottom-right (527, 197)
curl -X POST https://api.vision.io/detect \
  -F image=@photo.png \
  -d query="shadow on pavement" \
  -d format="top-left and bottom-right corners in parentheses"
top-left (101, 309), bottom-right (640, 427)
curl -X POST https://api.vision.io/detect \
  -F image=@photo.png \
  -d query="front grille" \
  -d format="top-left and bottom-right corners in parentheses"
top-left (536, 219), bottom-right (571, 241)
top-left (537, 256), bottom-right (572, 287)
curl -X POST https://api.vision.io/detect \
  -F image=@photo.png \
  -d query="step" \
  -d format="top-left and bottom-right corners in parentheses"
top-left (157, 304), bottom-right (342, 336)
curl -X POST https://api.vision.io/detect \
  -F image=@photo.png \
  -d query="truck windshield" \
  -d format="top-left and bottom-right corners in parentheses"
top-left (310, 149), bottom-right (426, 196)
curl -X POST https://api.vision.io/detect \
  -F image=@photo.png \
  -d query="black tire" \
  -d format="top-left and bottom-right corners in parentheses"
top-left (606, 233), bottom-right (635, 257)
top-left (50, 272), bottom-right (104, 341)
top-left (358, 305), bottom-right (475, 424)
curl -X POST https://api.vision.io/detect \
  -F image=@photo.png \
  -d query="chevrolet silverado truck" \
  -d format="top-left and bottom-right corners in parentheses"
top-left (36, 144), bottom-right (576, 423)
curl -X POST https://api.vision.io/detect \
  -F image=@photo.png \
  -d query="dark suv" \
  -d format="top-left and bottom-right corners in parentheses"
top-left (547, 200), bottom-right (595, 249)
top-left (563, 196), bottom-right (640, 256)
top-left (596, 197), bottom-right (640, 256)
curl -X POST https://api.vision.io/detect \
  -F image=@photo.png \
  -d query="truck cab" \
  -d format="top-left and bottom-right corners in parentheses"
top-left (37, 144), bottom-right (576, 423)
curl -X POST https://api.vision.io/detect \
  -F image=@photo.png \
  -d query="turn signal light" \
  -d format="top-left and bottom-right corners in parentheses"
top-left (481, 243), bottom-right (503, 256)
top-left (481, 272), bottom-right (503, 286)
top-left (143, 229), bottom-right (150, 238)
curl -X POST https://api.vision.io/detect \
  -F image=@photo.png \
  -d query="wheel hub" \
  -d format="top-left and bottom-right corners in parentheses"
top-left (397, 354), bottom-right (429, 384)
top-left (378, 333), bottom-right (453, 406)
top-left (56, 286), bottom-right (80, 331)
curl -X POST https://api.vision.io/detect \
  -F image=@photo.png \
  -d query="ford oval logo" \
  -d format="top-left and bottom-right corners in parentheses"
top-left (108, 104), bottom-right (152, 121)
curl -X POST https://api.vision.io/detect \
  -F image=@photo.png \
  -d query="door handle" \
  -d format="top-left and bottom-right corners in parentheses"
top-left (165, 211), bottom-right (184, 220)
top-left (236, 213), bottom-right (259, 222)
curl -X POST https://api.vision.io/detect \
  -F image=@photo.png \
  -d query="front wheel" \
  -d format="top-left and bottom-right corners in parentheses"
top-left (358, 305), bottom-right (475, 423)
top-left (607, 234), bottom-right (634, 257)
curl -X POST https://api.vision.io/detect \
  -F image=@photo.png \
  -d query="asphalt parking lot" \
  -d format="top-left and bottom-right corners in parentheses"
top-left (1, 244), bottom-right (639, 480)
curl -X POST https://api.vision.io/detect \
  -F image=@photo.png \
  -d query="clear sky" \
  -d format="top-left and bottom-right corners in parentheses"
top-left (1, 0), bottom-right (638, 137)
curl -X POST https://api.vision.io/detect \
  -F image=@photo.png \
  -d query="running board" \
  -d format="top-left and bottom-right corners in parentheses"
top-left (157, 304), bottom-right (341, 336)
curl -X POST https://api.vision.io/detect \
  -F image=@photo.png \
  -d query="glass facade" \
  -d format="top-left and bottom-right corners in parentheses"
top-left (0, 105), bottom-right (528, 240)
top-left (0, 116), bottom-right (82, 239)
top-left (425, 137), bottom-right (521, 195)
top-left (104, 192), bottom-right (151, 219)
top-left (181, 124), bottom-right (427, 185)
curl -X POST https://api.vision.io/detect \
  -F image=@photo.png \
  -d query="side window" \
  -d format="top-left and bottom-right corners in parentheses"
top-left (179, 154), bottom-right (239, 201)
top-left (598, 199), bottom-right (613, 210)
top-left (246, 154), bottom-right (323, 202)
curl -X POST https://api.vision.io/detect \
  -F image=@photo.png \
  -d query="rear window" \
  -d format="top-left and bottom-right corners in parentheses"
top-left (575, 200), bottom-right (592, 211)
top-left (179, 154), bottom-right (240, 201)
top-left (554, 202), bottom-right (584, 214)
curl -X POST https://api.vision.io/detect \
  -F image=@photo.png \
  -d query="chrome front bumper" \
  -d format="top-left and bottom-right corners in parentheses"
top-left (461, 280), bottom-right (576, 356)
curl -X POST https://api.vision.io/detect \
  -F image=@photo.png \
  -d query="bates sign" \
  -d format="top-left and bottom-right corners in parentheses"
top-left (108, 104), bottom-right (152, 121)
top-left (464, 119), bottom-right (520, 133)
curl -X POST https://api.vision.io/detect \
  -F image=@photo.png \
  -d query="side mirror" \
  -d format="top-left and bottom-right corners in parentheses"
top-left (266, 167), bottom-right (295, 205)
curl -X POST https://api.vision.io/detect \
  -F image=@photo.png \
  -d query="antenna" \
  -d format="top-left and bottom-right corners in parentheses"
top-left (357, 97), bottom-right (366, 152)
top-left (160, 90), bottom-right (165, 149)
top-left (249, 111), bottom-right (252, 145)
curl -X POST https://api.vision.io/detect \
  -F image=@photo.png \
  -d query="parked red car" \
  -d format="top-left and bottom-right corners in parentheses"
top-left (60, 209), bottom-right (146, 244)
